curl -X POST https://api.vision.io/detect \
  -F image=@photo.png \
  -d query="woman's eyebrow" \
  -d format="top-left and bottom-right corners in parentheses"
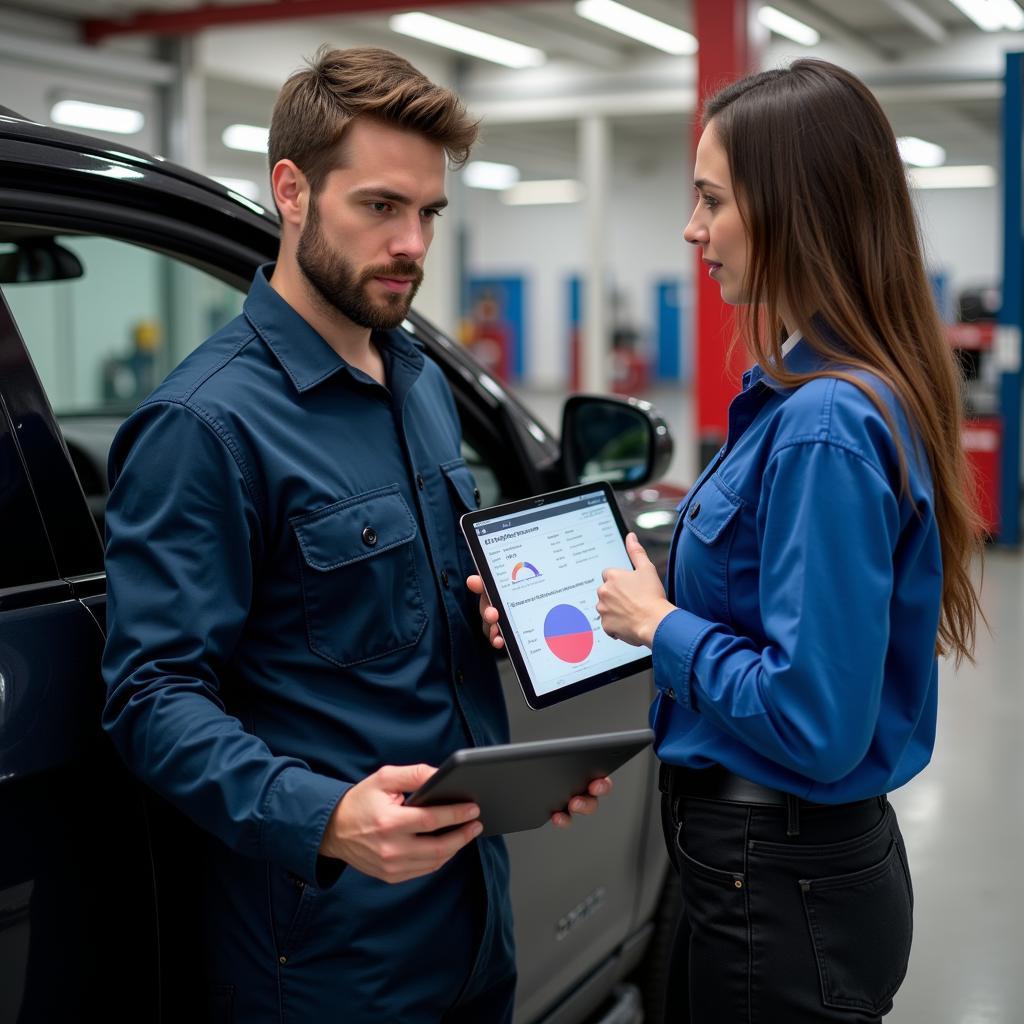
top-left (694, 178), bottom-right (724, 191)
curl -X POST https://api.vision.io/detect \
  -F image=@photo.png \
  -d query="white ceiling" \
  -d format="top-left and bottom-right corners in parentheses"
top-left (0, 0), bottom-right (1016, 189)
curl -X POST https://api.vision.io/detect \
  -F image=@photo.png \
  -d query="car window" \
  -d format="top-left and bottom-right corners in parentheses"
top-left (1, 234), bottom-right (244, 415)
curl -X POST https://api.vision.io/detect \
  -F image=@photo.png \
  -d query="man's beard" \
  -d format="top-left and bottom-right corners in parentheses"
top-left (296, 205), bottom-right (423, 331)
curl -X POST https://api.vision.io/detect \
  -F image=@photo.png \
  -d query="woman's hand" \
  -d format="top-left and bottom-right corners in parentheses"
top-left (597, 533), bottom-right (676, 648)
top-left (466, 574), bottom-right (504, 649)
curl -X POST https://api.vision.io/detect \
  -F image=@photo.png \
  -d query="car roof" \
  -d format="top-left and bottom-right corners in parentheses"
top-left (0, 104), bottom-right (279, 232)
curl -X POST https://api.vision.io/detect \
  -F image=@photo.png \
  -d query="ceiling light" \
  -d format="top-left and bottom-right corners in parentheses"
top-left (574, 0), bottom-right (698, 55)
top-left (464, 161), bottom-right (521, 190)
top-left (947, 0), bottom-right (1024, 31)
top-left (222, 124), bottom-right (269, 153)
top-left (51, 99), bottom-right (145, 134)
top-left (389, 12), bottom-right (545, 68)
top-left (212, 176), bottom-right (261, 201)
top-left (757, 5), bottom-right (821, 45)
top-left (501, 180), bottom-right (584, 205)
top-left (897, 136), bottom-right (946, 167)
top-left (909, 165), bottom-right (996, 188)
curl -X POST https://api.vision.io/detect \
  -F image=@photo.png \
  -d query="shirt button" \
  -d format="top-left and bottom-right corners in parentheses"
top-left (441, 569), bottom-right (450, 588)
top-left (667, 688), bottom-right (676, 701)
top-left (278, 955), bottom-right (288, 965)
top-left (473, 488), bottom-right (481, 506)
top-left (416, 474), bottom-right (425, 490)
top-left (362, 526), bottom-right (378, 547)
top-left (688, 503), bottom-right (701, 520)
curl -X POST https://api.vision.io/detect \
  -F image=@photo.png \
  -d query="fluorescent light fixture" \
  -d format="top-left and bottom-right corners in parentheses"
top-left (897, 136), bottom-right (946, 167)
top-left (212, 176), bottom-right (261, 201)
top-left (51, 99), bottom-right (144, 134)
top-left (464, 161), bottom-right (521, 190)
top-left (222, 123), bottom-right (269, 153)
top-left (757, 5), bottom-right (821, 45)
top-left (909, 165), bottom-right (996, 188)
top-left (574, 0), bottom-right (698, 55)
top-left (389, 12), bottom-right (545, 68)
top-left (947, 0), bottom-right (1024, 31)
top-left (501, 179), bottom-right (584, 205)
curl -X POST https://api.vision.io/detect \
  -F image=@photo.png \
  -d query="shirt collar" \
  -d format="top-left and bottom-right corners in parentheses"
top-left (743, 331), bottom-right (831, 393)
top-left (243, 262), bottom-right (422, 393)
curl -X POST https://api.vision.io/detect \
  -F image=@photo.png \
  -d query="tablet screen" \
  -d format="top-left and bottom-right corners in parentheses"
top-left (464, 485), bottom-right (652, 707)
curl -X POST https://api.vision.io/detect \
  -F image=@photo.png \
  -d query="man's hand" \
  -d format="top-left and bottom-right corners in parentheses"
top-left (596, 533), bottom-right (676, 648)
top-left (550, 776), bottom-right (613, 828)
top-left (467, 574), bottom-right (504, 650)
top-left (319, 764), bottom-right (482, 883)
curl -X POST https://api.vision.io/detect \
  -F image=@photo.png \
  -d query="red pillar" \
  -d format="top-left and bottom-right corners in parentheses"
top-left (692, 0), bottom-right (754, 468)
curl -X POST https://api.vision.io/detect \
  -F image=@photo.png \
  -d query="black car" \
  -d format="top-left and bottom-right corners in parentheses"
top-left (0, 107), bottom-right (682, 1024)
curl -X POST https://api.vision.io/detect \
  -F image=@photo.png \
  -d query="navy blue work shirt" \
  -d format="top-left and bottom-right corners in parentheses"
top-left (653, 338), bottom-right (942, 803)
top-left (102, 264), bottom-right (513, 1018)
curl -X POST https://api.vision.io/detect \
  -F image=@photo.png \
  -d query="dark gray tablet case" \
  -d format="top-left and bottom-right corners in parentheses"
top-left (405, 728), bottom-right (654, 836)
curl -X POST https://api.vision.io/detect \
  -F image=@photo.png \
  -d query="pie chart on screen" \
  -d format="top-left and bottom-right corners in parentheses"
top-left (543, 604), bottom-right (594, 664)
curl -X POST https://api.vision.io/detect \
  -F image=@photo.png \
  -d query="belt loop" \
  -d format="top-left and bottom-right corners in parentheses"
top-left (785, 794), bottom-right (801, 837)
top-left (658, 762), bottom-right (672, 795)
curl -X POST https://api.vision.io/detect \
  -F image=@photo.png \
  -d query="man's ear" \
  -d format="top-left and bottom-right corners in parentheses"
top-left (271, 159), bottom-right (308, 229)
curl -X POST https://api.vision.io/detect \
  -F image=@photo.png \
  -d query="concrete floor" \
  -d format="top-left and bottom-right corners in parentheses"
top-left (513, 382), bottom-right (1024, 1024)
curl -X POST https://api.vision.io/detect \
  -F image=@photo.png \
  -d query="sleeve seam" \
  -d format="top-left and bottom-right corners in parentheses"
top-left (765, 436), bottom-right (892, 491)
top-left (137, 397), bottom-right (267, 529)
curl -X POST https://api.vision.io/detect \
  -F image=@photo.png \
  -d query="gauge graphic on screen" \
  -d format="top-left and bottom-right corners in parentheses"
top-left (543, 604), bottom-right (594, 663)
top-left (512, 561), bottom-right (541, 581)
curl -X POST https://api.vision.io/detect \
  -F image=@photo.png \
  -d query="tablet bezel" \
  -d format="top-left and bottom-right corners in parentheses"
top-left (404, 728), bottom-right (654, 835)
top-left (460, 481), bottom-right (653, 710)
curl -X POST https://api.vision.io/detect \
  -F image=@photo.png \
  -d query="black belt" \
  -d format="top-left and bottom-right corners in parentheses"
top-left (660, 763), bottom-right (817, 836)
top-left (660, 763), bottom-right (810, 807)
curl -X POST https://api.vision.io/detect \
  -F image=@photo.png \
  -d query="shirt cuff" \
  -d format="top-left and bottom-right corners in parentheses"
top-left (258, 766), bottom-right (352, 890)
top-left (651, 608), bottom-right (717, 711)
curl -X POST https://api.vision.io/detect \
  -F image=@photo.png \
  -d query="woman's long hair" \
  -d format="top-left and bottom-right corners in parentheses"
top-left (704, 59), bottom-right (983, 665)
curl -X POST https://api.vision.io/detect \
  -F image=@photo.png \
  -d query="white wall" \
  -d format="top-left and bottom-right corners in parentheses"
top-left (465, 125), bottom-right (691, 388)
top-left (915, 186), bottom-right (1001, 307)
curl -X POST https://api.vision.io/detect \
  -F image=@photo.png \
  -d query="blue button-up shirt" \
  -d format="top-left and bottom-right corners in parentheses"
top-left (102, 264), bottom-right (512, 1015)
top-left (652, 339), bottom-right (942, 803)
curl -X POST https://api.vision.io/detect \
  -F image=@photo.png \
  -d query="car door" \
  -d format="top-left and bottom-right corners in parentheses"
top-left (0, 288), bottom-right (159, 1024)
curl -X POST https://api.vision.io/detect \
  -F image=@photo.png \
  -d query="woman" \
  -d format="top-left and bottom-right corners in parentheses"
top-left (592, 60), bottom-right (984, 1022)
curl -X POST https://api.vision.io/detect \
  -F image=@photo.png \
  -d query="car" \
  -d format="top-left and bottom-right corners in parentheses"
top-left (0, 106), bottom-right (682, 1024)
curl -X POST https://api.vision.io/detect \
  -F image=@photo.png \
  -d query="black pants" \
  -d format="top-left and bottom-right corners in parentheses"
top-left (661, 778), bottom-right (914, 1023)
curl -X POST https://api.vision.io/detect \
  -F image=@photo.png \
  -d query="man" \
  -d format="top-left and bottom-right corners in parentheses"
top-left (102, 47), bottom-right (606, 1023)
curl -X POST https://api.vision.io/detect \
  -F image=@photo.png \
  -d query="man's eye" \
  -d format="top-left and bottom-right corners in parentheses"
top-left (369, 201), bottom-right (392, 213)
top-left (422, 208), bottom-right (443, 220)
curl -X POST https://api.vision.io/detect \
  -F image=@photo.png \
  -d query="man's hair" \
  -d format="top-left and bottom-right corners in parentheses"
top-left (268, 45), bottom-right (479, 194)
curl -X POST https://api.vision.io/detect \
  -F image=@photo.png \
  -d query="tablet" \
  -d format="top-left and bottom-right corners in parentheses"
top-left (461, 481), bottom-right (653, 710)
top-left (405, 728), bottom-right (653, 836)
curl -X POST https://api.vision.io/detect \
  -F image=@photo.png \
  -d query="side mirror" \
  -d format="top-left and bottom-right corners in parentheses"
top-left (0, 238), bottom-right (84, 284)
top-left (560, 394), bottom-right (673, 488)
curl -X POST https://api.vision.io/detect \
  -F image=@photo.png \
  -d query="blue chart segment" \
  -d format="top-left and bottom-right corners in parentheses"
top-left (543, 604), bottom-right (594, 664)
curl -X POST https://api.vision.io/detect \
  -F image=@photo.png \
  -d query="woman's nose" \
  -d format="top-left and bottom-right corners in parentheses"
top-left (683, 215), bottom-right (706, 246)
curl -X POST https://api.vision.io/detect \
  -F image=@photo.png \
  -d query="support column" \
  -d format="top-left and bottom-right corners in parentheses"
top-left (580, 113), bottom-right (610, 394)
top-left (692, 0), bottom-right (753, 468)
top-left (998, 51), bottom-right (1023, 545)
top-left (159, 36), bottom-right (205, 173)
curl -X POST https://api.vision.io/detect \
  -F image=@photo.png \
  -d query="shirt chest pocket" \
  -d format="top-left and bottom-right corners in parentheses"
top-left (677, 474), bottom-right (743, 622)
top-left (291, 486), bottom-right (427, 669)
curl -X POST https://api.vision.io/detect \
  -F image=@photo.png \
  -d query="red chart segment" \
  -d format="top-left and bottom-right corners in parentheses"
top-left (543, 604), bottom-right (594, 664)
